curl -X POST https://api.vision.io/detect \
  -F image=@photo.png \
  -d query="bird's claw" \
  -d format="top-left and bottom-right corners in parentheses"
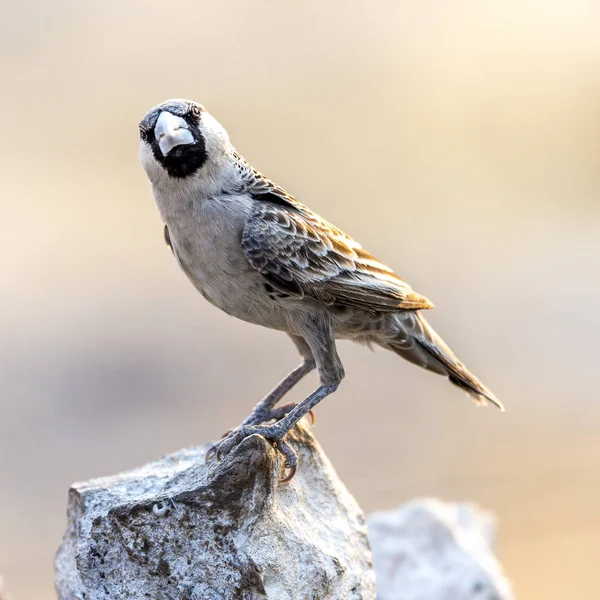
top-left (204, 428), bottom-right (234, 463)
top-left (274, 436), bottom-right (298, 482)
top-left (205, 429), bottom-right (245, 464)
top-left (279, 463), bottom-right (297, 483)
top-left (204, 424), bottom-right (298, 482)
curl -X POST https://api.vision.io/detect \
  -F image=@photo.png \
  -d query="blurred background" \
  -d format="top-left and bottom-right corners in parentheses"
top-left (1, 0), bottom-right (599, 598)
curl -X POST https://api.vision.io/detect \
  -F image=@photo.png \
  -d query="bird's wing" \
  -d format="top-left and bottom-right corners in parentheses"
top-left (233, 151), bottom-right (305, 211)
top-left (241, 201), bottom-right (434, 312)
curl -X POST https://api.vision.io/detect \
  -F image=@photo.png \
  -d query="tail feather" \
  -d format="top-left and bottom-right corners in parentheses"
top-left (386, 312), bottom-right (504, 411)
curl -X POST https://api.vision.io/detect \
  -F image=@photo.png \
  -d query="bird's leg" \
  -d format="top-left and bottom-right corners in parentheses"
top-left (213, 384), bottom-right (340, 477)
top-left (241, 358), bottom-right (315, 427)
top-left (206, 335), bottom-right (315, 461)
top-left (266, 402), bottom-right (317, 425)
top-left (209, 314), bottom-right (344, 480)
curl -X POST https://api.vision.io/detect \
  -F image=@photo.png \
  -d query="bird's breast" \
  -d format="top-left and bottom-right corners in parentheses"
top-left (164, 194), bottom-right (290, 329)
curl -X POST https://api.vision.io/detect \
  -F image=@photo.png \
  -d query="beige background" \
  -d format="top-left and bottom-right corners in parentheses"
top-left (1, 1), bottom-right (600, 598)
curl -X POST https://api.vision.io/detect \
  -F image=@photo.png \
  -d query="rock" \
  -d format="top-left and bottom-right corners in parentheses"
top-left (368, 499), bottom-right (514, 600)
top-left (55, 421), bottom-right (376, 600)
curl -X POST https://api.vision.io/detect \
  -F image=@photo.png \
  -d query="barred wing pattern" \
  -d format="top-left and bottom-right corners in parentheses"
top-left (241, 201), bottom-right (434, 313)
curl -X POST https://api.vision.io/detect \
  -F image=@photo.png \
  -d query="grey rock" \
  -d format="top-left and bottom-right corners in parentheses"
top-left (368, 499), bottom-right (514, 600)
top-left (55, 421), bottom-right (376, 600)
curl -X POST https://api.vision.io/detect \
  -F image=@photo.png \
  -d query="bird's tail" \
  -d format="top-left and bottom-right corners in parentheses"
top-left (383, 311), bottom-right (504, 410)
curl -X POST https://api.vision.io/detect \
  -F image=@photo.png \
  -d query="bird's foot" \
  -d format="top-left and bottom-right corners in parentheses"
top-left (245, 403), bottom-right (316, 427)
top-left (205, 423), bottom-right (298, 482)
top-left (209, 403), bottom-right (313, 443)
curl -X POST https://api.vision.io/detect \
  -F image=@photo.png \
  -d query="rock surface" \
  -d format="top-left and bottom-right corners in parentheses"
top-left (368, 499), bottom-right (514, 600)
top-left (55, 421), bottom-right (375, 600)
top-left (56, 422), bottom-right (514, 600)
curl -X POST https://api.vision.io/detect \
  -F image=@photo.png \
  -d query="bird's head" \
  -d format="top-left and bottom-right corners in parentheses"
top-left (139, 99), bottom-right (231, 182)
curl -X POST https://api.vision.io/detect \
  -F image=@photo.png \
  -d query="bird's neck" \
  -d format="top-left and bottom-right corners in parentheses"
top-left (152, 152), bottom-right (246, 223)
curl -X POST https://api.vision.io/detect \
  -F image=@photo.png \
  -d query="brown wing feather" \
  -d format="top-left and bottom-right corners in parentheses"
top-left (242, 202), bottom-right (433, 313)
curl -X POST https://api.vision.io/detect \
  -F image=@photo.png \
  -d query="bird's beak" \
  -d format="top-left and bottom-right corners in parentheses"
top-left (154, 111), bottom-right (195, 156)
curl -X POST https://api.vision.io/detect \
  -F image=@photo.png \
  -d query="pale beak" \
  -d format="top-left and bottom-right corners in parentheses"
top-left (154, 111), bottom-right (195, 156)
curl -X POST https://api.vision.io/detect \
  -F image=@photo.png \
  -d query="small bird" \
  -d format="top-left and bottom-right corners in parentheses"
top-left (139, 99), bottom-right (503, 481)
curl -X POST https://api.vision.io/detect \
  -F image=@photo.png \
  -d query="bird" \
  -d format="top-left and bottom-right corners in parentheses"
top-left (139, 98), bottom-right (503, 481)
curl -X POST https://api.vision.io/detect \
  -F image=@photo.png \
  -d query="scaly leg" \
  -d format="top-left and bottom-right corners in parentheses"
top-left (241, 335), bottom-right (315, 426)
top-left (209, 313), bottom-right (345, 481)
top-left (206, 335), bottom-right (315, 461)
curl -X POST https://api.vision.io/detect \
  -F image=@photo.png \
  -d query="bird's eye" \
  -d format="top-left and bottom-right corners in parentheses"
top-left (139, 126), bottom-right (149, 141)
top-left (189, 105), bottom-right (201, 118)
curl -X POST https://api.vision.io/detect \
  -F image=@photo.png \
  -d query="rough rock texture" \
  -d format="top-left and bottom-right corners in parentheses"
top-left (368, 499), bottom-right (514, 600)
top-left (55, 421), bottom-right (375, 600)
